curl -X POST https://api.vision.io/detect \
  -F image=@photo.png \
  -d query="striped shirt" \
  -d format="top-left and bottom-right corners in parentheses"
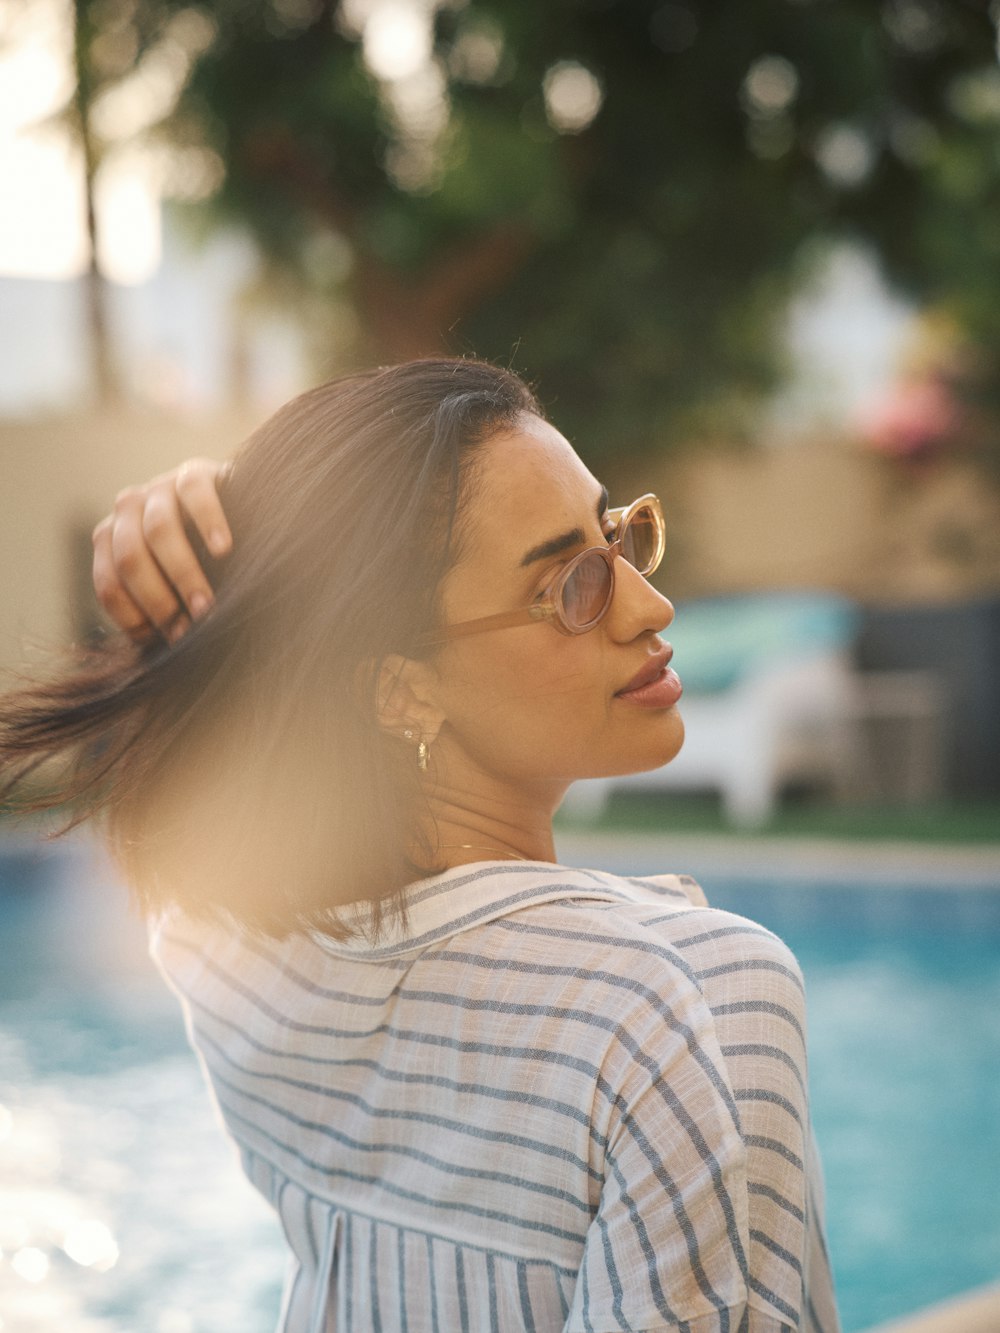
top-left (152, 861), bottom-right (840, 1332)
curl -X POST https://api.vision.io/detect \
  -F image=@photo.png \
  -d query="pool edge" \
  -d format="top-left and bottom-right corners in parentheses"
top-left (859, 1279), bottom-right (1000, 1333)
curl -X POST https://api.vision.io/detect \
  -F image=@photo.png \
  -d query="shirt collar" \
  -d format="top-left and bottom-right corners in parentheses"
top-left (311, 861), bottom-right (705, 959)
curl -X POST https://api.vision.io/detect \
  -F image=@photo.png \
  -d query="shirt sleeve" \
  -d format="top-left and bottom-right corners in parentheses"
top-left (564, 918), bottom-right (839, 1333)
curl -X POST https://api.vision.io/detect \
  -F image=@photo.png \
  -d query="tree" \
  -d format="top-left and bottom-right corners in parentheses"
top-left (11, 0), bottom-right (213, 405)
top-left (154, 0), bottom-right (999, 459)
top-left (70, 0), bottom-right (118, 405)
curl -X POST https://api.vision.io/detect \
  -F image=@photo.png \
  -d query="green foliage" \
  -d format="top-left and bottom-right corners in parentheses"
top-left (145, 0), bottom-right (1000, 462)
top-left (554, 792), bottom-right (1000, 844)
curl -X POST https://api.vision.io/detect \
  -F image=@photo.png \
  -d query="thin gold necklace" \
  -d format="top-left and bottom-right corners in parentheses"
top-left (437, 844), bottom-right (529, 862)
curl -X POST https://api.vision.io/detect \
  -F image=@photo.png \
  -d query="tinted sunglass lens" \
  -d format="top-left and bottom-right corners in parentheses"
top-left (621, 507), bottom-right (657, 572)
top-left (561, 553), bottom-right (612, 628)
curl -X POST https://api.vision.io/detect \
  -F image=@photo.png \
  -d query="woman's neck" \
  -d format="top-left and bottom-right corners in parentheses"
top-left (416, 777), bottom-right (559, 869)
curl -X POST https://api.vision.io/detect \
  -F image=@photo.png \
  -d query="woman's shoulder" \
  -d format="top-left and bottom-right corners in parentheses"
top-left (148, 861), bottom-right (803, 1008)
top-left (511, 864), bottom-right (804, 995)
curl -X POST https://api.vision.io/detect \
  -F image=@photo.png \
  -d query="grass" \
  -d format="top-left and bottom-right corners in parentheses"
top-left (554, 792), bottom-right (1000, 845)
top-left (4, 783), bottom-right (998, 848)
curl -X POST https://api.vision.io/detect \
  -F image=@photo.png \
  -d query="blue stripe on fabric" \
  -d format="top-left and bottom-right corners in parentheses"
top-left (318, 878), bottom-right (633, 959)
top-left (748, 1274), bottom-right (799, 1323)
top-left (750, 1227), bottom-right (803, 1277)
top-left (343, 1210), bottom-right (354, 1333)
top-left (396, 1230), bottom-right (408, 1333)
top-left (369, 1220), bottom-right (382, 1333)
top-left (226, 933), bottom-right (410, 1007)
top-left (623, 875), bottom-right (695, 899)
top-left (557, 1273), bottom-right (571, 1321)
top-left (745, 1134), bottom-right (805, 1172)
top-left (601, 1048), bottom-right (745, 1295)
top-left (711, 1000), bottom-right (805, 1044)
top-left (428, 945), bottom-right (741, 1132)
top-left (210, 1097), bottom-right (589, 1246)
top-left (491, 916), bottom-right (705, 993)
top-left (597, 1207), bottom-right (626, 1331)
top-left (180, 984), bottom-right (607, 1147)
top-left (425, 1234), bottom-right (438, 1330)
top-left (204, 1060), bottom-right (594, 1216)
top-left (487, 1252), bottom-right (499, 1333)
top-left (747, 1181), bottom-right (805, 1224)
top-left (222, 1168), bottom-right (578, 1280)
top-left (310, 862), bottom-right (596, 946)
top-left (191, 1020), bottom-right (602, 1183)
top-left (179, 950), bottom-right (743, 1315)
top-left (303, 1188), bottom-right (318, 1269)
top-left (397, 860), bottom-right (613, 917)
top-left (608, 1117), bottom-right (738, 1319)
top-left (167, 935), bottom-right (658, 1108)
top-left (516, 1261), bottom-right (533, 1327)
top-left (603, 1147), bottom-right (682, 1323)
top-left (638, 1082), bottom-right (747, 1298)
top-left (455, 1249), bottom-right (469, 1333)
top-left (808, 1181), bottom-right (833, 1269)
top-left (720, 1043), bottom-right (807, 1098)
top-left (454, 960), bottom-right (750, 1301)
top-left (580, 1236), bottom-right (594, 1333)
top-left (734, 1086), bottom-right (803, 1126)
top-left (166, 932), bottom-right (630, 1079)
top-left (274, 1178), bottom-right (301, 1333)
top-left (696, 958), bottom-right (805, 995)
top-left (398, 970), bottom-right (734, 1094)
top-left (653, 919), bottom-right (787, 952)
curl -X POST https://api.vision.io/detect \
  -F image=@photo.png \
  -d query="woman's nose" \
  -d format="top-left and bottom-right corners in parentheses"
top-left (608, 556), bottom-right (674, 639)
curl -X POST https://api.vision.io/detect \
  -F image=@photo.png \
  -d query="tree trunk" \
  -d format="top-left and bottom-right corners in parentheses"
top-left (73, 0), bottom-right (119, 408)
top-left (82, 202), bottom-right (117, 407)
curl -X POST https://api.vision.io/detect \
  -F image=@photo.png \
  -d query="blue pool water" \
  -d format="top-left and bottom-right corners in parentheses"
top-left (0, 837), bottom-right (998, 1332)
top-left (706, 874), bottom-right (1000, 1330)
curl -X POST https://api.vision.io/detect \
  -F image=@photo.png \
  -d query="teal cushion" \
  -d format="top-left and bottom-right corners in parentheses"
top-left (669, 592), bottom-right (859, 694)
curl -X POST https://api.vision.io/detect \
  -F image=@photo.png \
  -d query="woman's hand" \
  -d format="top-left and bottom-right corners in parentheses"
top-left (91, 458), bottom-right (233, 643)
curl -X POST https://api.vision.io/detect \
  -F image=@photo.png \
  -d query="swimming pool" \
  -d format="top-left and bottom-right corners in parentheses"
top-left (1, 834), bottom-right (997, 1332)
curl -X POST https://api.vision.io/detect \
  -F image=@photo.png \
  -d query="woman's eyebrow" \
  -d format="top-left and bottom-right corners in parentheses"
top-left (519, 486), bottom-right (610, 567)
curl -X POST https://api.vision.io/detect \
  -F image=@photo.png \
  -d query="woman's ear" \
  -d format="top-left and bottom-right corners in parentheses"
top-left (376, 654), bottom-right (445, 745)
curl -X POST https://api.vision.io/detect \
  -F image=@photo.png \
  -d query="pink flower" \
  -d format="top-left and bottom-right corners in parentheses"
top-left (861, 375), bottom-right (961, 459)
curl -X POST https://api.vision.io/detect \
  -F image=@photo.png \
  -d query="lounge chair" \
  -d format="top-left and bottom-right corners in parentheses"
top-left (561, 591), bottom-right (862, 826)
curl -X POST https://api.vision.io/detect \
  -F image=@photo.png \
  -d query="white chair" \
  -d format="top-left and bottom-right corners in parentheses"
top-left (561, 593), bottom-right (863, 827)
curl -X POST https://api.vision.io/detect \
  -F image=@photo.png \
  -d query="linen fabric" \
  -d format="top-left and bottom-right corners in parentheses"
top-left (151, 861), bottom-right (840, 1332)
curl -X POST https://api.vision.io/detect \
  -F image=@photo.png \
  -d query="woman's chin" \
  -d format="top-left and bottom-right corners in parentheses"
top-left (572, 707), bottom-right (685, 781)
top-left (631, 709), bottom-right (684, 773)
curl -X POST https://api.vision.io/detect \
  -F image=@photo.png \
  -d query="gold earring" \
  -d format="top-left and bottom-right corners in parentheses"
top-left (403, 729), bottom-right (430, 772)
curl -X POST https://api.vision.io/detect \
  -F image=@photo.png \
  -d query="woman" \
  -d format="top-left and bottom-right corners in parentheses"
top-left (1, 359), bottom-right (838, 1331)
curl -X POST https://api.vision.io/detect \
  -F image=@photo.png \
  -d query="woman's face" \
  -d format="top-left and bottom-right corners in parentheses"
top-left (424, 414), bottom-right (684, 799)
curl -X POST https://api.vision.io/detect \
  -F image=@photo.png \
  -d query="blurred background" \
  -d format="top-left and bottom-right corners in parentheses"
top-left (0, 1), bottom-right (998, 1330)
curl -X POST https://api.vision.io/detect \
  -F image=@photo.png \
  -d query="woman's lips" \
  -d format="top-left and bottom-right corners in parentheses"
top-left (615, 665), bottom-right (683, 708)
top-left (614, 645), bottom-right (683, 708)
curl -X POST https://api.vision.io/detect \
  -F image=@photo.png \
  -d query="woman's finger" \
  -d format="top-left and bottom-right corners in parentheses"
top-left (91, 515), bottom-right (154, 641)
top-left (109, 487), bottom-right (186, 637)
top-left (141, 480), bottom-right (217, 623)
top-left (90, 459), bottom-right (231, 641)
top-left (174, 458), bottom-right (233, 559)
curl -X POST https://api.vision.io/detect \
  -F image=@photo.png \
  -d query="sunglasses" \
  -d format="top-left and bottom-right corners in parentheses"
top-left (431, 493), bottom-right (665, 642)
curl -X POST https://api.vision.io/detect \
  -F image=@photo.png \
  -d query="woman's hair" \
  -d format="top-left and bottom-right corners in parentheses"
top-left (0, 358), bottom-right (541, 938)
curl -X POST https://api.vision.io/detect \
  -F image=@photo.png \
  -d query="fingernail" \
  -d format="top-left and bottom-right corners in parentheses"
top-left (190, 591), bottom-right (211, 619)
top-left (168, 617), bottom-right (189, 644)
top-left (209, 530), bottom-right (229, 556)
